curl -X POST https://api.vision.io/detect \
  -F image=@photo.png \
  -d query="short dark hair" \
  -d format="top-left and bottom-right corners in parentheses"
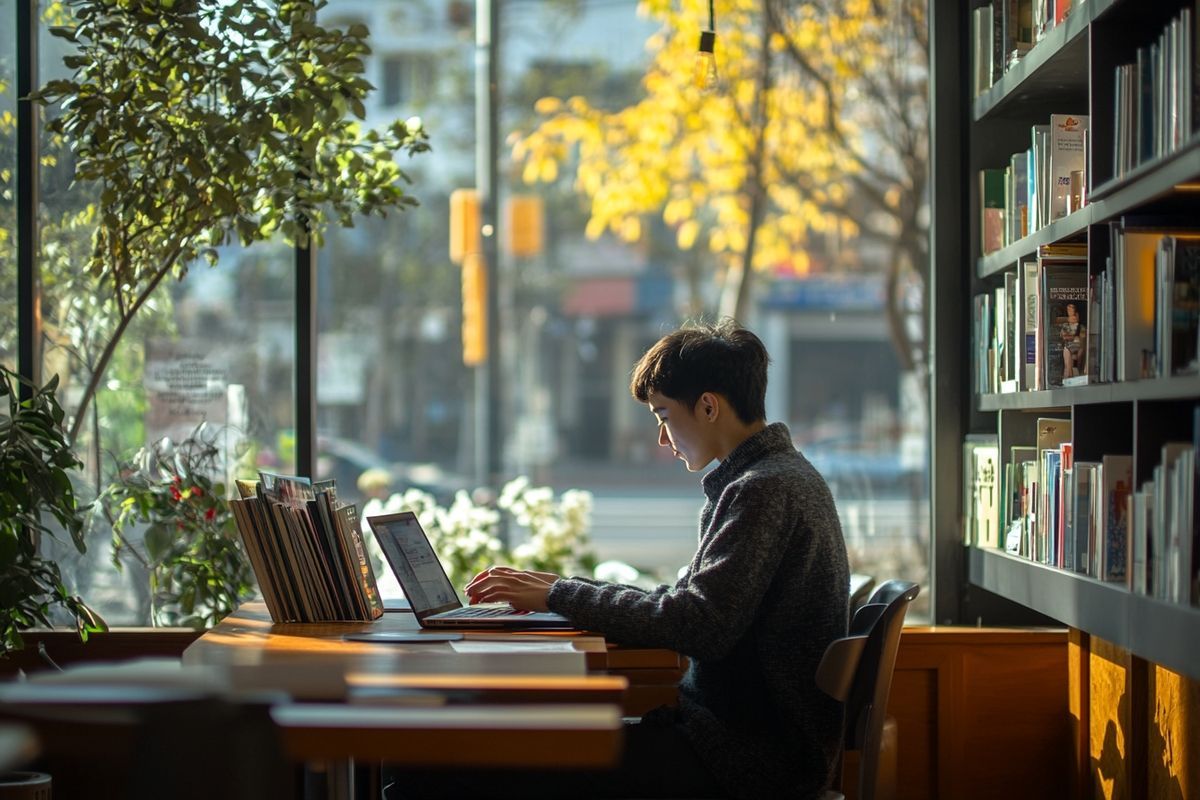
top-left (629, 319), bottom-right (769, 424)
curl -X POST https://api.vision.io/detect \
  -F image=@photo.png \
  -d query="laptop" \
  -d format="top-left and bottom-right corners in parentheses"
top-left (365, 511), bottom-right (573, 630)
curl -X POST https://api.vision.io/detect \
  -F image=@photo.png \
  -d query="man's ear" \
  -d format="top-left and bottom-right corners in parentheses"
top-left (698, 392), bottom-right (719, 422)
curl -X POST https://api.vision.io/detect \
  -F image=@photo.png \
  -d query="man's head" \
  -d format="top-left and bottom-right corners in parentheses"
top-left (629, 319), bottom-right (769, 424)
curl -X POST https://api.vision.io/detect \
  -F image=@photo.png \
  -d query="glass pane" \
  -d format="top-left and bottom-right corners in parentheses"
top-left (35, 3), bottom-right (295, 626)
top-left (315, 0), bottom-right (931, 619)
top-left (0, 0), bottom-right (15, 372)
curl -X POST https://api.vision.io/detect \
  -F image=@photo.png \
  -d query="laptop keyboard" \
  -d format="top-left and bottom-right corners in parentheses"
top-left (448, 606), bottom-right (531, 618)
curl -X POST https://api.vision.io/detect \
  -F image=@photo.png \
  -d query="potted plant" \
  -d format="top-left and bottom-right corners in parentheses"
top-left (0, 367), bottom-right (104, 657)
top-left (100, 425), bottom-right (254, 628)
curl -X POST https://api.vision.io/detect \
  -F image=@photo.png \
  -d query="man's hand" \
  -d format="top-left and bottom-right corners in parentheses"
top-left (465, 566), bottom-right (560, 612)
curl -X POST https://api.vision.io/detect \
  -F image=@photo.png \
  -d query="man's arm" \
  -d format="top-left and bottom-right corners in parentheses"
top-left (550, 482), bottom-right (801, 658)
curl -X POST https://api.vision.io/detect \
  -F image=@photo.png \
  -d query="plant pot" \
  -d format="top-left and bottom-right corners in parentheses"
top-left (0, 772), bottom-right (51, 800)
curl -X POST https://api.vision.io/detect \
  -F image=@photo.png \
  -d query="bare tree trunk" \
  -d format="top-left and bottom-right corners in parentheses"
top-left (719, 3), bottom-right (773, 323)
top-left (67, 250), bottom-right (181, 445)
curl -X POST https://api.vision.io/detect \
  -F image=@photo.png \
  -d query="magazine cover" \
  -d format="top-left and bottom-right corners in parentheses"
top-left (1040, 262), bottom-right (1088, 388)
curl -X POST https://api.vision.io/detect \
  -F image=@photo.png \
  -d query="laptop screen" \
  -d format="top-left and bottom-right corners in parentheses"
top-left (366, 512), bottom-right (462, 619)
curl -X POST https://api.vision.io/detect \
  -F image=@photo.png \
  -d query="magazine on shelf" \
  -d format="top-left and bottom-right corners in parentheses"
top-left (1040, 259), bottom-right (1089, 389)
top-left (1048, 114), bottom-right (1088, 222)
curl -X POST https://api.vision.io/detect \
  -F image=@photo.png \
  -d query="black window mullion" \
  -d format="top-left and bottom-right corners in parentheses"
top-left (16, 0), bottom-right (39, 397)
top-left (295, 230), bottom-right (316, 480)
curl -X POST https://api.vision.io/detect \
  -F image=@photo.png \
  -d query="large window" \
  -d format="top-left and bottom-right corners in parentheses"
top-left (312, 0), bottom-right (931, 617)
top-left (9, 0), bottom-right (931, 626)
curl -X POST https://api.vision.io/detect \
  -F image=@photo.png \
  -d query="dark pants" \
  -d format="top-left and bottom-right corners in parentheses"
top-left (383, 715), bottom-right (726, 799)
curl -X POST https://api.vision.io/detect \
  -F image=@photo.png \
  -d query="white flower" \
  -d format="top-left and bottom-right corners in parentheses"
top-left (594, 560), bottom-right (641, 585)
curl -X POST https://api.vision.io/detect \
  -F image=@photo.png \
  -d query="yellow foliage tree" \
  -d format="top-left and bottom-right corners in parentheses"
top-left (509, 0), bottom-right (928, 373)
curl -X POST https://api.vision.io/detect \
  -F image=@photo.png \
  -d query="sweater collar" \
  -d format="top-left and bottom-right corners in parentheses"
top-left (701, 422), bottom-right (793, 499)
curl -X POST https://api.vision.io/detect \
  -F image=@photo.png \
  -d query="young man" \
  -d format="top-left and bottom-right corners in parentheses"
top-left (463, 320), bottom-right (850, 800)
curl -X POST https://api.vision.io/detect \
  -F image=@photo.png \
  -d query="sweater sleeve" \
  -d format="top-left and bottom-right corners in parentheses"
top-left (547, 479), bottom-right (793, 658)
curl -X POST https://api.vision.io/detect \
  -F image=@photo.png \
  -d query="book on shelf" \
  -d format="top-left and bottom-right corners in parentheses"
top-left (1002, 0), bottom-right (1034, 67)
top-left (1057, 442), bottom-right (1073, 567)
top-left (1020, 259), bottom-right (1040, 390)
top-left (1003, 271), bottom-right (1020, 389)
top-left (1068, 460), bottom-right (1100, 574)
top-left (974, 292), bottom-right (994, 394)
top-left (1038, 446), bottom-right (1063, 564)
top-left (1004, 445), bottom-right (1038, 555)
top-left (1148, 442), bottom-right (1195, 605)
top-left (1009, 151), bottom-right (1030, 244)
top-left (973, 5), bottom-right (995, 97)
top-left (980, 168), bottom-right (1006, 255)
top-left (1029, 124), bottom-right (1050, 232)
top-left (974, 1), bottom-right (1036, 97)
top-left (1112, 222), bottom-right (1200, 381)
top-left (229, 472), bottom-right (385, 623)
top-left (1048, 114), bottom-right (1088, 222)
top-left (964, 435), bottom-right (1001, 548)
top-left (1101, 454), bottom-right (1133, 585)
top-left (1111, 7), bottom-right (1196, 181)
top-left (1005, 418), bottom-right (1071, 561)
top-left (1157, 234), bottom-right (1200, 377)
top-left (1039, 258), bottom-right (1089, 388)
top-left (1194, 406), bottom-right (1200, 604)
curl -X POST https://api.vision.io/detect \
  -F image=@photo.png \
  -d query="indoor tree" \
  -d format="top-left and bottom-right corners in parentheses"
top-left (31, 0), bottom-right (432, 448)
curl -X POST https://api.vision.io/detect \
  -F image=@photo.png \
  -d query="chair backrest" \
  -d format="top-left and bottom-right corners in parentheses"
top-left (815, 579), bottom-right (919, 800)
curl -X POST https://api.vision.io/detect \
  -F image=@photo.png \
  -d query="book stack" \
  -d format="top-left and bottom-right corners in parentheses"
top-left (230, 472), bottom-right (385, 623)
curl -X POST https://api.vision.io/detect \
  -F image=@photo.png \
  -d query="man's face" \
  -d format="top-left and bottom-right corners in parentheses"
top-left (647, 391), bottom-right (717, 472)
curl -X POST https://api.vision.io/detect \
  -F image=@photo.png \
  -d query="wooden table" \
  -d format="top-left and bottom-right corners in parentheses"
top-left (180, 601), bottom-right (687, 771)
top-left (184, 601), bottom-right (685, 714)
top-left (0, 603), bottom-right (685, 798)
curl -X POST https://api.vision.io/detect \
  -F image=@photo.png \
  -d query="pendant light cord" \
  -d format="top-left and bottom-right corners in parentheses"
top-left (708, 0), bottom-right (715, 30)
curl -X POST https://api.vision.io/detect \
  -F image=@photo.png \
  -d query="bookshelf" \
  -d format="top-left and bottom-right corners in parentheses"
top-left (968, 546), bottom-right (1200, 678)
top-left (957, 0), bottom-right (1200, 684)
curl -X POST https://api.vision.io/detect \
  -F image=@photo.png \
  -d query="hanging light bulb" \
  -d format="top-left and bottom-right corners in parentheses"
top-left (694, 29), bottom-right (718, 92)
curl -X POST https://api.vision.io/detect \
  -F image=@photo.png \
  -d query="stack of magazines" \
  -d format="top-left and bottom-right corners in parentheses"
top-left (230, 472), bottom-right (384, 623)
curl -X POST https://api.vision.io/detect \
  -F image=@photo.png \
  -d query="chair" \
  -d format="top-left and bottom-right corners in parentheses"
top-left (816, 579), bottom-right (919, 800)
top-left (847, 573), bottom-right (876, 616)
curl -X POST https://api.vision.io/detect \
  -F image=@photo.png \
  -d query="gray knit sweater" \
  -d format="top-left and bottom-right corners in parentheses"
top-left (547, 422), bottom-right (850, 799)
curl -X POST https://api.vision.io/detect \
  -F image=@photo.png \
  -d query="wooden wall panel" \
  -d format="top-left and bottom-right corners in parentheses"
top-left (886, 627), bottom-right (1070, 800)
top-left (1089, 638), bottom-right (1133, 800)
top-left (1147, 663), bottom-right (1199, 800)
top-left (890, 667), bottom-right (936, 800)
